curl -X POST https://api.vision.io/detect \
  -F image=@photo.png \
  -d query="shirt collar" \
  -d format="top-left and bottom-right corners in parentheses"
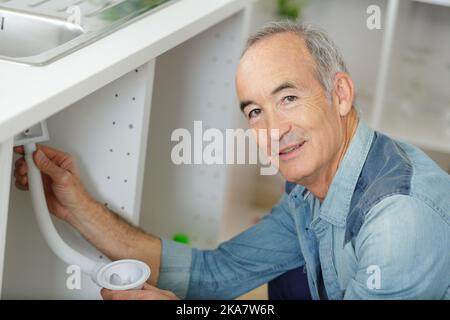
top-left (318, 119), bottom-right (375, 227)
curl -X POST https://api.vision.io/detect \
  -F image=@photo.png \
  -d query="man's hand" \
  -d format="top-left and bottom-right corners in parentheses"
top-left (13, 144), bottom-right (97, 222)
top-left (101, 283), bottom-right (179, 300)
top-left (14, 144), bottom-right (163, 286)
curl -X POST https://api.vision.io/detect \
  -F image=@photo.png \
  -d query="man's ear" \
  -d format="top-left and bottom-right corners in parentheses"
top-left (332, 73), bottom-right (354, 117)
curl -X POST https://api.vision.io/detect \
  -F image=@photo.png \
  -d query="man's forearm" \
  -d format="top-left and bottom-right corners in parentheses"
top-left (66, 200), bottom-right (161, 285)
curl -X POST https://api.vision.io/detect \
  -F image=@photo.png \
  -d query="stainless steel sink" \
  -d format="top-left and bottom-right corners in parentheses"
top-left (0, 8), bottom-right (84, 59)
top-left (0, 0), bottom-right (174, 65)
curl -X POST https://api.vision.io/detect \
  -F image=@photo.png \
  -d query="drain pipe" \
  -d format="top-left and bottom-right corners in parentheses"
top-left (15, 122), bottom-right (150, 291)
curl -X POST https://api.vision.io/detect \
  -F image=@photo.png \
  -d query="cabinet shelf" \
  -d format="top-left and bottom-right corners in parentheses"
top-left (380, 97), bottom-right (450, 154)
top-left (413, 0), bottom-right (450, 7)
top-left (372, 0), bottom-right (450, 154)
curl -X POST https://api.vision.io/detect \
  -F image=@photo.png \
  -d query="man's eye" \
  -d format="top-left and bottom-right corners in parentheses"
top-left (248, 108), bottom-right (262, 119)
top-left (282, 96), bottom-right (298, 104)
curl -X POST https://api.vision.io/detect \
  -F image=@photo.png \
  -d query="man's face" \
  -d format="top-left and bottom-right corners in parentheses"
top-left (236, 33), bottom-right (345, 183)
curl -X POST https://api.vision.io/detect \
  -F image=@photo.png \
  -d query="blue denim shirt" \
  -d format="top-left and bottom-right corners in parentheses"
top-left (157, 120), bottom-right (450, 300)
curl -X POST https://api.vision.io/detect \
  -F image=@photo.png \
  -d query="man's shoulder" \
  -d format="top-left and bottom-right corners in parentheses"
top-left (364, 194), bottom-right (448, 226)
top-left (345, 131), bottom-right (450, 243)
top-left (355, 131), bottom-right (449, 214)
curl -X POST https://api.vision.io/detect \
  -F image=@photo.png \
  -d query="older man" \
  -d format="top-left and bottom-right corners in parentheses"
top-left (14, 22), bottom-right (450, 299)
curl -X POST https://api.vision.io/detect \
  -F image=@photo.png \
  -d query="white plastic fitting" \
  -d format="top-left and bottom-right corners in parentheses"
top-left (24, 143), bottom-right (103, 277)
top-left (16, 123), bottom-right (151, 291)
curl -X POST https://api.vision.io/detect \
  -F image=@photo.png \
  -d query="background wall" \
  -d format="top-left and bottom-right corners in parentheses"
top-left (222, 0), bottom-right (450, 300)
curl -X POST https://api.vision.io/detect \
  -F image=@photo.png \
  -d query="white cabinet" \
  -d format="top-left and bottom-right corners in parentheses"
top-left (0, 1), bottom-right (252, 299)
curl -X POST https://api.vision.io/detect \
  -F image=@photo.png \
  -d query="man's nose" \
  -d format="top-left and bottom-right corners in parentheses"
top-left (266, 112), bottom-right (290, 142)
top-left (265, 113), bottom-right (291, 153)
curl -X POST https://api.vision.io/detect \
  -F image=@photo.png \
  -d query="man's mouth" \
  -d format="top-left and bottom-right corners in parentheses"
top-left (278, 141), bottom-right (306, 159)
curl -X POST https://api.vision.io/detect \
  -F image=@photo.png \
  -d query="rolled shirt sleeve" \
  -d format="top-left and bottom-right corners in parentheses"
top-left (157, 238), bottom-right (193, 299)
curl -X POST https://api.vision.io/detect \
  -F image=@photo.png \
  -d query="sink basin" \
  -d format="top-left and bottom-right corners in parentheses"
top-left (0, 0), bottom-right (174, 65)
top-left (0, 8), bottom-right (84, 59)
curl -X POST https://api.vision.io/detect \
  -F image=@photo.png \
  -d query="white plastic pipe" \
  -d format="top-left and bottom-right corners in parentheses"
top-left (23, 142), bottom-right (150, 291)
top-left (24, 143), bottom-right (106, 279)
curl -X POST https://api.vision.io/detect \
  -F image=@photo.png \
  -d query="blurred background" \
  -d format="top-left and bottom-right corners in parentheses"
top-left (220, 0), bottom-right (450, 299)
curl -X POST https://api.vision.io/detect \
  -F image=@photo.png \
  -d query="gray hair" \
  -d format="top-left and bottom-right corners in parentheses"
top-left (244, 21), bottom-right (349, 101)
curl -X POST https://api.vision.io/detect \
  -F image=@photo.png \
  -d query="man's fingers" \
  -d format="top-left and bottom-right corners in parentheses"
top-left (143, 283), bottom-right (170, 294)
top-left (100, 288), bottom-right (114, 300)
top-left (14, 146), bottom-right (24, 155)
top-left (15, 180), bottom-right (29, 191)
top-left (36, 144), bottom-right (76, 171)
top-left (15, 163), bottom-right (27, 175)
top-left (141, 284), bottom-right (178, 299)
top-left (101, 289), bottom-right (140, 300)
top-left (102, 286), bottom-right (144, 300)
top-left (18, 144), bottom-right (77, 176)
top-left (101, 288), bottom-right (136, 300)
top-left (33, 149), bottom-right (69, 184)
top-left (143, 283), bottom-right (158, 290)
top-left (34, 144), bottom-right (63, 159)
top-left (16, 144), bottom-right (70, 165)
top-left (15, 157), bottom-right (26, 169)
top-left (142, 283), bottom-right (172, 295)
top-left (14, 170), bottom-right (28, 183)
top-left (13, 166), bottom-right (28, 186)
top-left (100, 286), bottom-right (178, 300)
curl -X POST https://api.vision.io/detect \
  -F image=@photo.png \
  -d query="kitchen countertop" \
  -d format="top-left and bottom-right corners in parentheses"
top-left (0, 0), bottom-right (252, 143)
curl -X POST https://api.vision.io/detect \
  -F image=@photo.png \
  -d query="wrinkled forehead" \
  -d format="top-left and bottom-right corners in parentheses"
top-left (236, 32), bottom-right (317, 96)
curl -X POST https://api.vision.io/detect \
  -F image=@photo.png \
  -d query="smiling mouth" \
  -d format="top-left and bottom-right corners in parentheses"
top-left (279, 141), bottom-right (306, 156)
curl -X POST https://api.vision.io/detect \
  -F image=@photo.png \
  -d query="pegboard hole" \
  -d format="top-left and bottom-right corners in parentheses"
top-left (115, 94), bottom-right (119, 98)
top-left (127, 152), bottom-right (131, 156)
top-left (132, 97), bottom-right (136, 101)
top-left (109, 149), bottom-right (113, 153)
top-left (107, 176), bottom-right (111, 180)
top-left (124, 179), bottom-right (128, 183)
top-left (112, 121), bottom-right (116, 126)
top-left (129, 124), bottom-right (134, 129)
